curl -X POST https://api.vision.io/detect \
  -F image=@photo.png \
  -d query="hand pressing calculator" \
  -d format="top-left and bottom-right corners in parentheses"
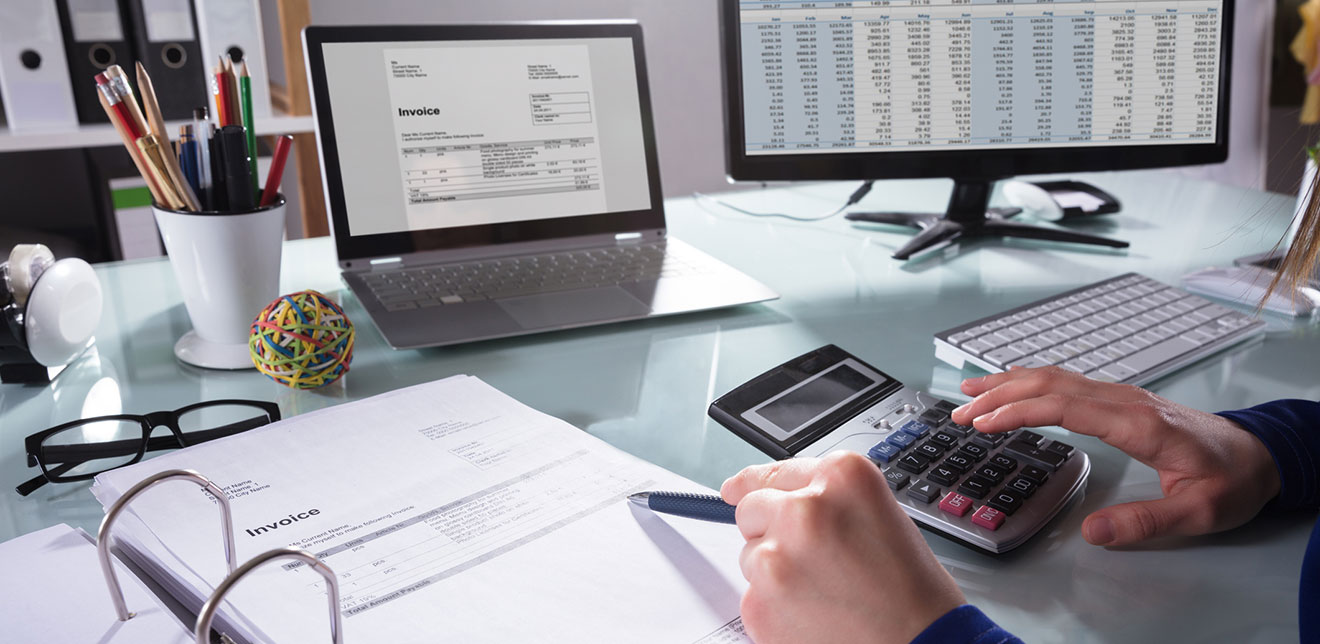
top-left (709, 345), bottom-right (1089, 554)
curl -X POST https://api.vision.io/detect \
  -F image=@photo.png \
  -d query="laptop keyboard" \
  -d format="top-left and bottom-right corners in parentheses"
top-left (362, 243), bottom-right (709, 311)
top-left (934, 273), bottom-right (1267, 386)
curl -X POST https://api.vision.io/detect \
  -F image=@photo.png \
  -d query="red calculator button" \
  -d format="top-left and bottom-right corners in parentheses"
top-left (939, 492), bottom-right (973, 517)
top-left (971, 506), bottom-right (1006, 531)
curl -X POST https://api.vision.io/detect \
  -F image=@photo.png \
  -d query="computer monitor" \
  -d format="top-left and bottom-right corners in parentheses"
top-left (721, 0), bottom-right (1235, 259)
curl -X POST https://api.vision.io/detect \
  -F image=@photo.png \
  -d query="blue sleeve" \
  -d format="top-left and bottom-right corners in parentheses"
top-left (1216, 399), bottom-right (1320, 511)
top-left (910, 605), bottom-right (1022, 644)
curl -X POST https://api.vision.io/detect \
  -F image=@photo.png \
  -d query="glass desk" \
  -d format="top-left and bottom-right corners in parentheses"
top-left (2, 172), bottom-right (1315, 642)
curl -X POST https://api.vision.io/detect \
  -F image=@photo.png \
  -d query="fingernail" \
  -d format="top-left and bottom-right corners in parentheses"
top-left (963, 376), bottom-right (984, 386)
top-left (1087, 517), bottom-right (1115, 545)
top-left (953, 403), bottom-right (970, 415)
top-left (973, 411), bottom-right (996, 425)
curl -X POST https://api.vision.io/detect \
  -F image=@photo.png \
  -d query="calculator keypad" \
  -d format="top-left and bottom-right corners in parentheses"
top-left (864, 399), bottom-right (1080, 538)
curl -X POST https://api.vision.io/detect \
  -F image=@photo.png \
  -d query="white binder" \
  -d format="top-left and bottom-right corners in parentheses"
top-left (0, 0), bottom-right (79, 132)
top-left (193, 0), bottom-right (272, 119)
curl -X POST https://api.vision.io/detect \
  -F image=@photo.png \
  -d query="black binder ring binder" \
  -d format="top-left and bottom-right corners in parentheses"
top-left (96, 469), bottom-right (238, 621)
top-left (195, 547), bottom-right (344, 644)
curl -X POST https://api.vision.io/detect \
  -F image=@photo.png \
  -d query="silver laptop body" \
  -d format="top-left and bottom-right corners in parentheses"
top-left (304, 22), bottom-right (776, 348)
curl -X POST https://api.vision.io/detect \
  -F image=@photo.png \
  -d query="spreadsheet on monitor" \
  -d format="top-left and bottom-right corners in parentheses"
top-left (737, 1), bottom-right (1225, 155)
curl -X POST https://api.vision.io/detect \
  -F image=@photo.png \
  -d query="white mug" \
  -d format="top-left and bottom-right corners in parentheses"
top-left (153, 199), bottom-right (285, 369)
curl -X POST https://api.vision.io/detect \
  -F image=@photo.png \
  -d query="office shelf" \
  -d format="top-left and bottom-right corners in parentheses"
top-left (0, 113), bottom-right (314, 153)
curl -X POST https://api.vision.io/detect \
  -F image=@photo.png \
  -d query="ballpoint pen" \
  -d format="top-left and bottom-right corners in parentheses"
top-left (628, 491), bottom-right (737, 525)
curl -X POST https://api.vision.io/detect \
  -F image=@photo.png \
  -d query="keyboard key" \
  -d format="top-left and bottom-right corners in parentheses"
top-left (942, 454), bottom-right (973, 474)
top-left (989, 454), bottom-right (1018, 472)
top-left (896, 454), bottom-right (931, 475)
top-left (1044, 440), bottom-right (1075, 458)
top-left (1019, 465), bottom-right (1050, 485)
top-left (957, 443), bottom-right (988, 462)
top-left (939, 492), bottom-right (974, 517)
top-left (948, 331), bottom-right (979, 345)
top-left (919, 409), bottom-right (949, 426)
top-left (1032, 350), bottom-right (1067, 366)
top-left (886, 432), bottom-right (916, 449)
top-left (927, 466), bottom-right (960, 487)
top-left (907, 480), bottom-right (942, 504)
top-left (884, 470), bottom-right (910, 491)
top-left (972, 506), bottom-right (1007, 531)
top-left (929, 431), bottom-right (960, 449)
top-left (957, 475), bottom-right (994, 500)
top-left (1006, 476), bottom-right (1038, 498)
top-left (1003, 441), bottom-right (1067, 471)
top-left (915, 443), bottom-right (945, 460)
top-left (1017, 430), bottom-right (1045, 446)
top-left (901, 421), bottom-right (932, 438)
top-left (934, 400), bottom-right (959, 413)
top-left (984, 347), bottom-right (1025, 367)
top-left (868, 442), bottom-right (902, 463)
top-left (974, 464), bottom-right (1007, 484)
top-left (987, 489), bottom-right (1026, 515)
top-left (1007, 356), bottom-right (1052, 370)
top-left (946, 422), bottom-right (975, 437)
top-left (971, 432), bottom-right (1005, 448)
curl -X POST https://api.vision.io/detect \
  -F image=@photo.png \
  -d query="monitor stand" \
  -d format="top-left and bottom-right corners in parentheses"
top-left (844, 178), bottom-right (1130, 260)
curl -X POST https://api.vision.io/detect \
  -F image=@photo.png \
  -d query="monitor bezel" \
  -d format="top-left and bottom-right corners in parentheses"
top-left (303, 22), bottom-right (667, 264)
top-left (720, 1), bottom-right (1236, 182)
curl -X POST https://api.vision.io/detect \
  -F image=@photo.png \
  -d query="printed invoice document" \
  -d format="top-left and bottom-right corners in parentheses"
top-left (91, 376), bottom-right (751, 643)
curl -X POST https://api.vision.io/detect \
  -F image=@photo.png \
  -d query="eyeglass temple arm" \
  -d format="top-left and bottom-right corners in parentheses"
top-left (15, 461), bottom-right (80, 496)
top-left (98, 469), bottom-right (238, 622)
top-left (194, 548), bottom-right (344, 644)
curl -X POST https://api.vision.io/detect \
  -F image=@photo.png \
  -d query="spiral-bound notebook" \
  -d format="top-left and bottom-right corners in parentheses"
top-left (85, 375), bottom-right (750, 643)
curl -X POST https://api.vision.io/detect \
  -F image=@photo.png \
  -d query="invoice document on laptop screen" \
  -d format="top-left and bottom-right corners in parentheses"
top-left (321, 38), bottom-right (654, 237)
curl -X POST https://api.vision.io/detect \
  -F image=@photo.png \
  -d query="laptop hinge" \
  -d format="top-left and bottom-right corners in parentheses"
top-left (614, 232), bottom-right (645, 245)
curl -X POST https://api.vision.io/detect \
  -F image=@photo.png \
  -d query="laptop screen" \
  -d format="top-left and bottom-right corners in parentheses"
top-left (319, 36), bottom-right (655, 239)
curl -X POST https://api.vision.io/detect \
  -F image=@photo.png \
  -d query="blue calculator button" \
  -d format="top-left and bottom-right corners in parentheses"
top-left (901, 421), bottom-right (932, 438)
top-left (886, 432), bottom-right (916, 449)
top-left (868, 442), bottom-right (902, 462)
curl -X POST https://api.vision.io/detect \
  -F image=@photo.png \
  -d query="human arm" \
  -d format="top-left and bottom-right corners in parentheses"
top-left (1217, 400), bottom-right (1320, 511)
top-left (721, 452), bottom-right (1021, 644)
top-left (952, 367), bottom-right (1285, 546)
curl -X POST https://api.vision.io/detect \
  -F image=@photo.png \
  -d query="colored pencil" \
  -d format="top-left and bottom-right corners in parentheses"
top-left (239, 60), bottom-right (259, 200)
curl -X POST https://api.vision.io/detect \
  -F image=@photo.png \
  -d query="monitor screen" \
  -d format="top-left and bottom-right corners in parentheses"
top-left (319, 37), bottom-right (654, 238)
top-left (724, 0), bottom-right (1233, 180)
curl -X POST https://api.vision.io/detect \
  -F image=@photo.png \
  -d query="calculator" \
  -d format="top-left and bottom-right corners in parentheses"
top-left (708, 345), bottom-right (1089, 554)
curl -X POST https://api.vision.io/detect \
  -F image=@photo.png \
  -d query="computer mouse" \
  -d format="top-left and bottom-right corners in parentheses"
top-left (1182, 266), bottom-right (1320, 318)
top-left (1001, 181), bottom-right (1064, 221)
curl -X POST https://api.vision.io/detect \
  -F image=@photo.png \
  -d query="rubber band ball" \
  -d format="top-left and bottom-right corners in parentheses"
top-left (249, 290), bottom-right (355, 389)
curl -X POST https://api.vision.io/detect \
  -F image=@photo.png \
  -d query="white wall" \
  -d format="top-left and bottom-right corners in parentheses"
top-left (296, 0), bottom-right (732, 199)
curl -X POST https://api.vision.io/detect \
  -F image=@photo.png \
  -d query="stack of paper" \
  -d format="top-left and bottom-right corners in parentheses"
top-left (91, 375), bottom-right (751, 643)
top-left (0, 523), bottom-right (193, 642)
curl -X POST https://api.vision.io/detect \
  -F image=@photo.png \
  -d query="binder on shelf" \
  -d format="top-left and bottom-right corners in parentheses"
top-left (120, 0), bottom-right (208, 120)
top-left (0, 0), bottom-right (79, 132)
top-left (193, 0), bottom-right (272, 119)
top-left (55, 0), bottom-right (136, 124)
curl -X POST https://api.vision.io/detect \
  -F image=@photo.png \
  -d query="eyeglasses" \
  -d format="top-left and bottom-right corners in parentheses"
top-left (18, 400), bottom-right (280, 496)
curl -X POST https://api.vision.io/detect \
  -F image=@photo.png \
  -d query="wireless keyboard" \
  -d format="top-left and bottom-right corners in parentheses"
top-left (934, 273), bottom-right (1266, 386)
top-left (710, 345), bottom-right (1088, 554)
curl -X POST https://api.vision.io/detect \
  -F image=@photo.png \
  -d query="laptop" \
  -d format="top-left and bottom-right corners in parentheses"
top-left (303, 22), bottom-right (777, 349)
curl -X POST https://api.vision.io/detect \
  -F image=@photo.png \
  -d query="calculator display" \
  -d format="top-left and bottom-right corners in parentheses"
top-left (756, 365), bottom-right (875, 435)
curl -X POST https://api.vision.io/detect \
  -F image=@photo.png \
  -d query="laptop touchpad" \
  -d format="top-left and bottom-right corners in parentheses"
top-left (497, 287), bottom-right (652, 330)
